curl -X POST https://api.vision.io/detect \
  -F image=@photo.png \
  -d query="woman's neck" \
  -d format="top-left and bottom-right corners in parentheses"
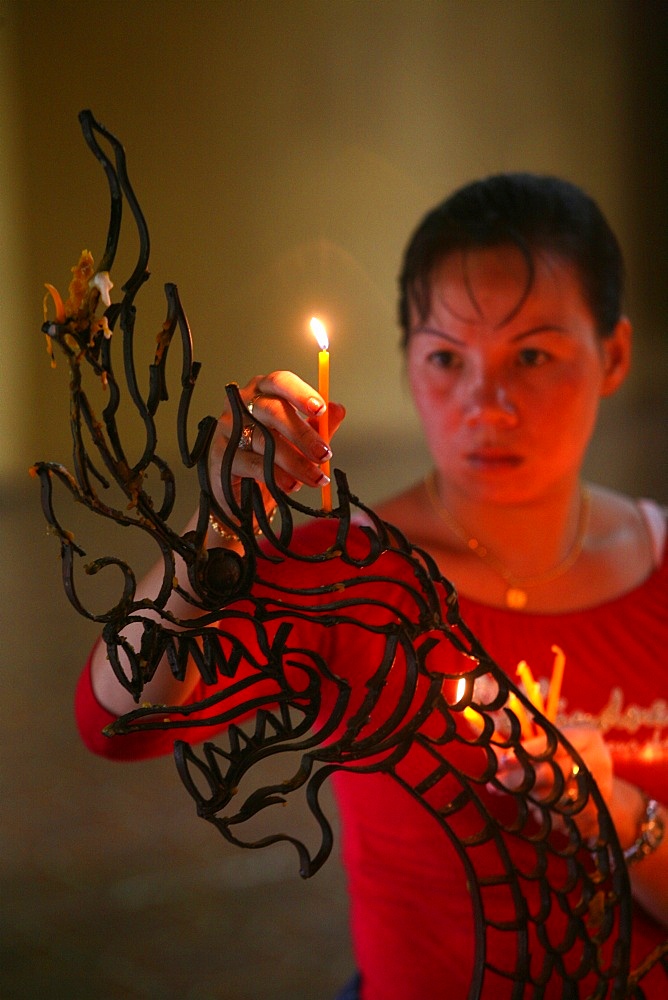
top-left (423, 472), bottom-right (592, 610)
top-left (427, 472), bottom-right (587, 578)
top-left (377, 475), bottom-right (654, 612)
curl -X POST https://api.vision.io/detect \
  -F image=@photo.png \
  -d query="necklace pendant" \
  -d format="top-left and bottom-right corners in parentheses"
top-left (505, 587), bottom-right (528, 610)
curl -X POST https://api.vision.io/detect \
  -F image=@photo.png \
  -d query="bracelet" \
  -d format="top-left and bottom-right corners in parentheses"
top-left (208, 506), bottom-right (277, 542)
top-left (208, 514), bottom-right (239, 542)
top-left (623, 795), bottom-right (664, 866)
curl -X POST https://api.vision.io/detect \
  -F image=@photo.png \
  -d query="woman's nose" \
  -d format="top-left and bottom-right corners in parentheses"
top-left (462, 367), bottom-right (518, 427)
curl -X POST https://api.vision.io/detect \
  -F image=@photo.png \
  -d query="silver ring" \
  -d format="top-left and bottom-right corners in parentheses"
top-left (237, 424), bottom-right (255, 452)
top-left (246, 393), bottom-right (264, 417)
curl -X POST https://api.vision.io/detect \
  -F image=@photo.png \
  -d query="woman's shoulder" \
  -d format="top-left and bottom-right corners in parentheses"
top-left (589, 486), bottom-right (667, 567)
top-left (590, 484), bottom-right (667, 517)
top-left (637, 497), bottom-right (668, 567)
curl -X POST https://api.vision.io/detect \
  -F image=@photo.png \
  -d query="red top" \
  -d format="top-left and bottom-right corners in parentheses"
top-left (75, 517), bottom-right (668, 998)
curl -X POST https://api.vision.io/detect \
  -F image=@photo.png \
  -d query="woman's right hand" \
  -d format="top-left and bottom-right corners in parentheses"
top-left (209, 371), bottom-right (346, 508)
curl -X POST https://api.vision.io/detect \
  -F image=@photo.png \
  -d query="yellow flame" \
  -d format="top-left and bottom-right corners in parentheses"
top-left (310, 316), bottom-right (328, 352)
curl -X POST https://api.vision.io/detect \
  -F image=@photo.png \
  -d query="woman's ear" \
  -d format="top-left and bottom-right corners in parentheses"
top-left (600, 316), bottom-right (632, 397)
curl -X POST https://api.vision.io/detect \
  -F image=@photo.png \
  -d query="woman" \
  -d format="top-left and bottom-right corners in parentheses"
top-left (78, 174), bottom-right (667, 997)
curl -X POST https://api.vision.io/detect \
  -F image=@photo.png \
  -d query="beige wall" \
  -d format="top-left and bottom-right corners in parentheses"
top-left (0, 2), bottom-right (29, 476)
top-left (2, 0), bottom-right (665, 501)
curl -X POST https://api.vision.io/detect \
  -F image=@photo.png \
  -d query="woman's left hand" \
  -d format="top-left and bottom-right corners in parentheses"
top-left (495, 723), bottom-right (613, 840)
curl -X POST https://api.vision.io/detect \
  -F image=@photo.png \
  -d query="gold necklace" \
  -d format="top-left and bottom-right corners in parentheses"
top-left (423, 472), bottom-right (591, 609)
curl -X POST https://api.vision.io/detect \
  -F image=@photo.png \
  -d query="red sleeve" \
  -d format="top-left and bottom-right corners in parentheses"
top-left (73, 519), bottom-right (416, 763)
top-left (73, 521), bottom-right (335, 760)
top-left (74, 645), bottom-right (211, 761)
top-left (73, 630), bottom-right (300, 761)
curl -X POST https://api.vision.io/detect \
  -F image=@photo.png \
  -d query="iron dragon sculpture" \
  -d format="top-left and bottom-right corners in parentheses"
top-left (32, 110), bottom-right (666, 997)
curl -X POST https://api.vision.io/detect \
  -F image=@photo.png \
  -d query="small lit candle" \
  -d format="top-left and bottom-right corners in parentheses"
top-left (516, 659), bottom-right (545, 716)
top-left (310, 316), bottom-right (331, 511)
top-left (546, 645), bottom-right (566, 722)
top-left (507, 691), bottom-right (534, 740)
top-left (456, 678), bottom-right (485, 735)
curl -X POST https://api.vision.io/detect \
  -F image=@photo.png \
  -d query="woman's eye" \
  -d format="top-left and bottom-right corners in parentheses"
top-left (427, 350), bottom-right (461, 369)
top-left (517, 347), bottom-right (550, 367)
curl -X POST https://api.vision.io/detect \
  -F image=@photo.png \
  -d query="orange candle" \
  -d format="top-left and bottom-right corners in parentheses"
top-left (516, 659), bottom-right (545, 716)
top-left (546, 644), bottom-right (566, 722)
top-left (310, 317), bottom-right (331, 511)
top-left (508, 691), bottom-right (534, 740)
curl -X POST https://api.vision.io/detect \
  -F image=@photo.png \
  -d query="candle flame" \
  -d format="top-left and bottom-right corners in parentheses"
top-left (310, 316), bottom-right (328, 352)
top-left (455, 677), bottom-right (485, 734)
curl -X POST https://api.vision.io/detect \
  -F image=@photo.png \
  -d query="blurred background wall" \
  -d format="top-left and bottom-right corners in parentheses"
top-left (1, 2), bottom-right (666, 999)
top-left (2, 0), bottom-right (667, 498)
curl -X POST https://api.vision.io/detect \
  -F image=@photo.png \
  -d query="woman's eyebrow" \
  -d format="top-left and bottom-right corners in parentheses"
top-left (510, 324), bottom-right (570, 340)
top-left (412, 325), bottom-right (465, 345)
top-left (412, 323), bottom-right (570, 343)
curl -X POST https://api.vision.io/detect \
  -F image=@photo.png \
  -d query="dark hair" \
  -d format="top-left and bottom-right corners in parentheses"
top-left (398, 173), bottom-right (625, 345)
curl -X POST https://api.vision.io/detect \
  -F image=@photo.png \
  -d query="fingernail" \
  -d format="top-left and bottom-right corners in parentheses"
top-left (315, 472), bottom-right (330, 486)
top-left (287, 481), bottom-right (303, 493)
top-left (315, 443), bottom-right (332, 461)
top-left (308, 397), bottom-right (326, 415)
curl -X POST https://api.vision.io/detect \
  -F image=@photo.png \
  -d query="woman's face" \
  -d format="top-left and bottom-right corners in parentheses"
top-left (406, 245), bottom-right (630, 505)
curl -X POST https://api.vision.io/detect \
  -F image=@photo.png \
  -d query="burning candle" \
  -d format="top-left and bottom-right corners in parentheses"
top-left (516, 659), bottom-right (545, 716)
top-left (310, 316), bottom-right (331, 511)
top-left (546, 645), bottom-right (566, 722)
top-left (455, 678), bottom-right (485, 735)
top-left (507, 691), bottom-right (534, 740)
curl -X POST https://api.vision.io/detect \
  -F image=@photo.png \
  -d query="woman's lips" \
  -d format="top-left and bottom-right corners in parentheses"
top-left (465, 450), bottom-right (523, 469)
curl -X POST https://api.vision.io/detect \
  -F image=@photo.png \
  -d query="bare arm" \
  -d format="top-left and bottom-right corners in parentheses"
top-left (611, 778), bottom-right (668, 928)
